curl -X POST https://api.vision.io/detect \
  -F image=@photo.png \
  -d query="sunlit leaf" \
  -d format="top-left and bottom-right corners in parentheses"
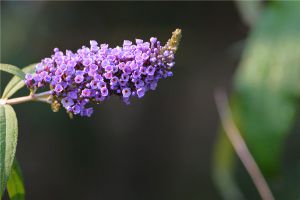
top-left (2, 63), bottom-right (37, 99)
top-left (7, 160), bottom-right (25, 200)
top-left (0, 64), bottom-right (25, 80)
top-left (0, 105), bottom-right (18, 198)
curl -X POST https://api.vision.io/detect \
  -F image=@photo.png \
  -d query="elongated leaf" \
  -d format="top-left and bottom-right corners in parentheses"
top-left (7, 160), bottom-right (25, 200)
top-left (0, 106), bottom-right (5, 197)
top-left (2, 63), bottom-right (37, 99)
top-left (0, 64), bottom-right (25, 80)
top-left (0, 105), bottom-right (18, 198)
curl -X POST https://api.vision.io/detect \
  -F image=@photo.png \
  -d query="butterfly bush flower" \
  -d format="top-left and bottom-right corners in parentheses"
top-left (25, 29), bottom-right (182, 117)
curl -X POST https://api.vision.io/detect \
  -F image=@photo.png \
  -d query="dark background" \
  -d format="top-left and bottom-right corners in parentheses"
top-left (1, 2), bottom-right (248, 200)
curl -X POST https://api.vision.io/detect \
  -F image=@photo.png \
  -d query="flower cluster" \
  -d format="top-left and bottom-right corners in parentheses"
top-left (25, 29), bottom-right (181, 117)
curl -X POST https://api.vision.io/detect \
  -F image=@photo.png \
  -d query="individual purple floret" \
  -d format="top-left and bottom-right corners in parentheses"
top-left (25, 29), bottom-right (182, 117)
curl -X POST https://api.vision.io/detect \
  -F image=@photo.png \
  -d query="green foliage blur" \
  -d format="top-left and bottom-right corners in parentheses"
top-left (214, 2), bottom-right (300, 200)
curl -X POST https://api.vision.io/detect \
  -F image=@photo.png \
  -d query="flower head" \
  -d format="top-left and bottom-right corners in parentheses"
top-left (25, 29), bottom-right (182, 117)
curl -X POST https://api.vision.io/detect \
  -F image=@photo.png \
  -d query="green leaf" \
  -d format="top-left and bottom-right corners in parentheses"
top-left (6, 160), bottom-right (25, 200)
top-left (0, 64), bottom-right (25, 80)
top-left (0, 106), bottom-right (5, 198)
top-left (0, 105), bottom-right (18, 198)
top-left (2, 63), bottom-right (37, 99)
top-left (214, 1), bottom-right (300, 199)
top-left (233, 1), bottom-right (300, 176)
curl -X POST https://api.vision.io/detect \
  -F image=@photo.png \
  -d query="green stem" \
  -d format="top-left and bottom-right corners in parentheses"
top-left (0, 91), bottom-right (52, 105)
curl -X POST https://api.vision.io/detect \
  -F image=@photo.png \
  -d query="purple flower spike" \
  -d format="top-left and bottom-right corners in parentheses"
top-left (82, 107), bottom-right (93, 117)
top-left (68, 91), bottom-right (78, 99)
top-left (74, 75), bottom-right (84, 83)
top-left (54, 84), bottom-right (63, 93)
top-left (146, 66), bottom-right (155, 76)
top-left (101, 87), bottom-right (109, 97)
top-left (122, 88), bottom-right (131, 98)
top-left (90, 40), bottom-right (98, 46)
top-left (24, 29), bottom-right (181, 117)
top-left (137, 87), bottom-right (145, 98)
top-left (44, 75), bottom-right (52, 82)
top-left (150, 37), bottom-right (157, 44)
top-left (72, 105), bottom-right (81, 114)
top-left (81, 89), bottom-right (91, 97)
top-left (61, 97), bottom-right (74, 108)
top-left (25, 73), bottom-right (33, 80)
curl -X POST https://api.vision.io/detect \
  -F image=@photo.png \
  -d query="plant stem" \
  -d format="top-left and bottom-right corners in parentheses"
top-left (214, 89), bottom-right (275, 200)
top-left (0, 91), bottom-right (52, 105)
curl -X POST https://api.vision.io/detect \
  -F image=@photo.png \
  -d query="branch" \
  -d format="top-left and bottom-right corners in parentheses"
top-left (0, 91), bottom-right (52, 105)
top-left (214, 89), bottom-right (275, 200)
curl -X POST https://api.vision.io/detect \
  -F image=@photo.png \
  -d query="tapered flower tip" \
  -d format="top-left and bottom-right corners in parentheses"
top-left (164, 28), bottom-right (182, 53)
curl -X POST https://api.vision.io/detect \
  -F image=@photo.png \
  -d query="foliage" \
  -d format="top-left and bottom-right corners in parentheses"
top-left (2, 64), bottom-right (37, 99)
top-left (213, 1), bottom-right (300, 199)
top-left (0, 64), bottom-right (34, 200)
top-left (6, 160), bottom-right (25, 200)
top-left (0, 86), bottom-right (19, 198)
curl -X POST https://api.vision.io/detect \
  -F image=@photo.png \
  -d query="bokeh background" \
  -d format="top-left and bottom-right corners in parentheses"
top-left (1, 2), bottom-right (299, 200)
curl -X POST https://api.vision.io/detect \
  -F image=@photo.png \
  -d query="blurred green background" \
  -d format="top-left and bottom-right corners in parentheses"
top-left (1, 1), bottom-right (300, 200)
